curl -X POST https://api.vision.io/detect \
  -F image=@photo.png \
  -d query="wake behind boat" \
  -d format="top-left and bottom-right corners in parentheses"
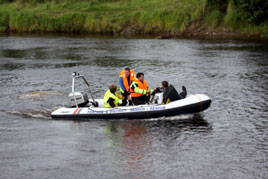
top-left (51, 73), bottom-right (211, 120)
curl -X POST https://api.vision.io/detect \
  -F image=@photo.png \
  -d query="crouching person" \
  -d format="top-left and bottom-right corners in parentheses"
top-left (130, 72), bottom-right (153, 105)
top-left (104, 84), bottom-right (124, 108)
top-left (161, 81), bottom-right (187, 104)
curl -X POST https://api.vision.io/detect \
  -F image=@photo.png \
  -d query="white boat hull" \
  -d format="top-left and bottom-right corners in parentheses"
top-left (51, 94), bottom-right (211, 120)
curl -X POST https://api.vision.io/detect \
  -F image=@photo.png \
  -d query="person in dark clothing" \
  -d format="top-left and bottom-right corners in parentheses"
top-left (161, 81), bottom-right (187, 104)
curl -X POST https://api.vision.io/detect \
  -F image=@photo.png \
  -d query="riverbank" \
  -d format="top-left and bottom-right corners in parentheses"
top-left (0, 0), bottom-right (267, 39)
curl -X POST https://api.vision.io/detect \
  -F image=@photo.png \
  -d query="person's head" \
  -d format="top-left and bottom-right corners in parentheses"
top-left (124, 67), bottom-right (130, 77)
top-left (109, 84), bottom-right (117, 93)
top-left (161, 81), bottom-right (169, 89)
top-left (136, 72), bottom-right (144, 81)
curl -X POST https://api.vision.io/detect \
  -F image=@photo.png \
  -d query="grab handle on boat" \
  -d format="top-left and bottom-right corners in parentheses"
top-left (72, 72), bottom-right (97, 107)
top-left (81, 76), bottom-right (97, 106)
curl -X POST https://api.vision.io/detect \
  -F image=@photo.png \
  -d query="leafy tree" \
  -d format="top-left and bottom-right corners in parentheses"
top-left (231, 0), bottom-right (268, 24)
top-left (0, 0), bottom-right (15, 3)
top-left (206, 0), bottom-right (228, 13)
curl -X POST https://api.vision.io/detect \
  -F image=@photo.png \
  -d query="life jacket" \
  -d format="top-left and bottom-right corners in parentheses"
top-left (103, 90), bottom-right (120, 108)
top-left (130, 78), bottom-right (148, 97)
top-left (119, 69), bottom-right (135, 93)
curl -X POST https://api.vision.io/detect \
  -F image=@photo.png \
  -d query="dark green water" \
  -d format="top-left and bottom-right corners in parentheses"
top-left (0, 33), bottom-right (267, 179)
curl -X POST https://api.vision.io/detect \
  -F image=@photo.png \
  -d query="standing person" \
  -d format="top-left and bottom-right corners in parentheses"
top-left (161, 81), bottom-right (187, 104)
top-left (104, 84), bottom-right (123, 108)
top-left (119, 67), bottom-right (135, 106)
top-left (130, 72), bottom-right (153, 105)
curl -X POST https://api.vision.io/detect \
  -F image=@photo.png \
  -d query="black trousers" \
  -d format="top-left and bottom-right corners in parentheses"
top-left (121, 92), bottom-right (133, 106)
top-left (131, 95), bottom-right (150, 105)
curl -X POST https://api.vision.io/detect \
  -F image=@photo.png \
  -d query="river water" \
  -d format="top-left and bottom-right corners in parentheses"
top-left (0, 33), bottom-right (267, 179)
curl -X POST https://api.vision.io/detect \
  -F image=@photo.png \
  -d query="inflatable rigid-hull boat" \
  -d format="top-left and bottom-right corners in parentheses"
top-left (51, 94), bottom-right (211, 120)
top-left (50, 72), bottom-right (211, 120)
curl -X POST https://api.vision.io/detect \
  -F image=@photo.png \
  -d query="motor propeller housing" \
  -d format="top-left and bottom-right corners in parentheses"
top-left (68, 91), bottom-right (89, 107)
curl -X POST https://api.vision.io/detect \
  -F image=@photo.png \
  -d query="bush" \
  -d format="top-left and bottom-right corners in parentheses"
top-left (205, 10), bottom-right (222, 28)
top-left (206, 0), bottom-right (228, 13)
top-left (223, 2), bottom-right (240, 29)
top-left (231, 0), bottom-right (268, 25)
top-left (0, 10), bottom-right (9, 31)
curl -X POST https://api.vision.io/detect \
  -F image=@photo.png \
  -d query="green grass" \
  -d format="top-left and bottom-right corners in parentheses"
top-left (0, 0), bottom-right (206, 34)
top-left (205, 10), bottom-right (222, 28)
top-left (0, 0), bottom-right (267, 37)
top-left (223, 2), bottom-right (240, 30)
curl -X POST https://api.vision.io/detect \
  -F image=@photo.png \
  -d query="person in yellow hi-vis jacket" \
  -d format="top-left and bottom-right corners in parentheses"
top-left (104, 84), bottom-right (124, 108)
top-left (130, 72), bottom-right (153, 105)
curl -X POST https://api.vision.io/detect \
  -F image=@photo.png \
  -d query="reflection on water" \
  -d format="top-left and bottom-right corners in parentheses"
top-left (107, 121), bottom-right (153, 179)
top-left (103, 114), bottom-right (211, 178)
top-left (91, 57), bottom-right (135, 67)
top-left (1, 49), bottom-right (27, 58)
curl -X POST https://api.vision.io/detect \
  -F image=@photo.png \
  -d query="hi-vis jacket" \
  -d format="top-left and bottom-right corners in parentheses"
top-left (130, 78), bottom-right (152, 97)
top-left (103, 90), bottom-right (120, 108)
top-left (119, 69), bottom-right (135, 94)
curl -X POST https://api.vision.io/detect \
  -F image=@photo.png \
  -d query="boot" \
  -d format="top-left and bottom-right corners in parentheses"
top-left (182, 86), bottom-right (187, 98)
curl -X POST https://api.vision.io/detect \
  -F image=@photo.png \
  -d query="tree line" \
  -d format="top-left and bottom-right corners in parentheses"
top-left (207, 0), bottom-right (268, 25)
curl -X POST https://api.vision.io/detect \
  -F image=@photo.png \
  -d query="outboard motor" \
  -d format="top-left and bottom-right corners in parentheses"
top-left (69, 72), bottom-right (98, 107)
top-left (68, 91), bottom-right (89, 107)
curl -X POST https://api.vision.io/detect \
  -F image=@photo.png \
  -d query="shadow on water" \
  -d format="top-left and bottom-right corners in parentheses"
top-left (0, 63), bottom-right (25, 71)
top-left (1, 49), bottom-right (27, 58)
top-left (89, 57), bottom-right (135, 68)
top-left (202, 44), bottom-right (268, 52)
top-left (1, 48), bottom-right (53, 62)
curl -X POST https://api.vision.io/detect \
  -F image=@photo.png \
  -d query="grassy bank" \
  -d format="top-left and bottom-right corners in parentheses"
top-left (0, 0), bottom-right (205, 35)
top-left (0, 0), bottom-right (267, 38)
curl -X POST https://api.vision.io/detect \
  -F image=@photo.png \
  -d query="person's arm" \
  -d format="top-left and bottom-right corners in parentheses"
top-left (119, 77), bottom-right (126, 92)
top-left (156, 87), bottom-right (163, 93)
top-left (107, 98), bottom-right (116, 108)
top-left (115, 92), bottom-right (124, 99)
top-left (146, 88), bottom-right (153, 94)
top-left (162, 90), bottom-right (169, 104)
top-left (131, 82), bottom-right (147, 95)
